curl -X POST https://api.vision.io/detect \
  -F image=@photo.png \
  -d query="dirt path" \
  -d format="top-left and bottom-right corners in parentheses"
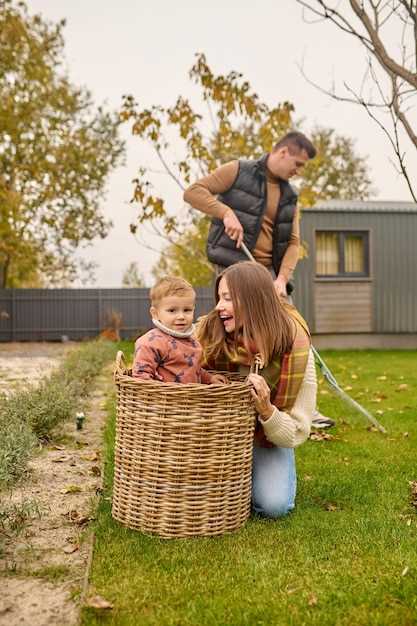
top-left (0, 348), bottom-right (112, 626)
top-left (0, 342), bottom-right (73, 398)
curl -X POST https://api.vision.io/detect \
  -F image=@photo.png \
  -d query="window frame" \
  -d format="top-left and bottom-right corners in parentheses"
top-left (315, 229), bottom-right (370, 278)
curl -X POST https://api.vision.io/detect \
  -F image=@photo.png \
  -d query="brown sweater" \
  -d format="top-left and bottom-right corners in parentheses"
top-left (183, 160), bottom-right (300, 282)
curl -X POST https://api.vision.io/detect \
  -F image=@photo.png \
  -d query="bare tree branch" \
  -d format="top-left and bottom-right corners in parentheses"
top-left (296, 0), bottom-right (417, 200)
top-left (297, 0), bottom-right (374, 50)
top-left (349, 0), bottom-right (417, 87)
top-left (154, 147), bottom-right (185, 191)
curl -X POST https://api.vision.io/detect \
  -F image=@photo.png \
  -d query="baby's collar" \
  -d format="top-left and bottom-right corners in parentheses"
top-left (152, 318), bottom-right (194, 339)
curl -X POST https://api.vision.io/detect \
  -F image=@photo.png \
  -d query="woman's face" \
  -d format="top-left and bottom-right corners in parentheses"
top-left (216, 276), bottom-right (235, 333)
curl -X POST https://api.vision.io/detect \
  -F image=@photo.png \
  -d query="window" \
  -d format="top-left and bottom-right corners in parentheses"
top-left (316, 231), bottom-right (369, 277)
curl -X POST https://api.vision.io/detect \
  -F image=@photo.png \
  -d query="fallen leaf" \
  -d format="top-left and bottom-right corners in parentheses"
top-left (409, 481), bottom-right (417, 508)
top-left (367, 426), bottom-right (378, 432)
top-left (85, 595), bottom-right (113, 610)
top-left (63, 544), bottom-right (79, 554)
top-left (75, 440), bottom-right (89, 447)
top-left (371, 398), bottom-right (382, 403)
top-left (319, 389), bottom-right (329, 395)
top-left (325, 503), bottom-right (338, 512)
top-left (51, 455), bottom-right (70, 463)
top-left (61, 485), bottom-right (82, 494)
top-left (351, 374), bottom-right (358, 380)
top-left (396, 384), bottom-right (409, 392)
top-left (401, 566), bottom-right (409, 577)
top-left (310, 432), bottom-right (334, 441)
top-left (375, 410), bottom-right (384, 415)
top-left (377, 375), bottom-right (387, 381)
top-left (82, 452), bottom-right (99, 462)
top-left (64, 509), bottom-right (80, 521)
top-left (304, 475), bottom-right (313, 481)
top-left (403, 432), bottom-right (409, 438)
top-left (344, 385), bottom-right (353, 391)
top-left (308, 593), bottom-right (318, 606)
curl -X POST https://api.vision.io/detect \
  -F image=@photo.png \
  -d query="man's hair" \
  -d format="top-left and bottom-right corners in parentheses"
top-left (150, 276), bottom-right (195, 306)
top-left (272, 131), bottom-right (316, 159)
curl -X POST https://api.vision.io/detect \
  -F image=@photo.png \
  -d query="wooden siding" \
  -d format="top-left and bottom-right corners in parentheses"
top-left (314, 282), bottom-right (372, 333)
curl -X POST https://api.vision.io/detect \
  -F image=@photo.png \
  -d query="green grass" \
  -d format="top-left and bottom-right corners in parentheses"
top-left (82, 350), bottom-right (417, 626)
top-left (29, 564), bottom-right (71, 582)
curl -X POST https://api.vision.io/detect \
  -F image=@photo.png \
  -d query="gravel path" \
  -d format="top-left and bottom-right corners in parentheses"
top-left (0, 342), bottom-right (75, 397)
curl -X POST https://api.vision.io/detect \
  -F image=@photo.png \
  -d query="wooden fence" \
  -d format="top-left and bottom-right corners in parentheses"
top-left (0, 288), bottom-right (214, 342)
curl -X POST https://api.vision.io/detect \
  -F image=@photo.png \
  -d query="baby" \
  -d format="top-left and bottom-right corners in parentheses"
top-left (132, 276), bottom-right (223, 384)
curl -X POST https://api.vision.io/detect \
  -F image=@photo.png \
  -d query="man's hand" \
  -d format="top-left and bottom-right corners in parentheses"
top-left (274, 275), bottom-right (287, 299)
top-left (223, 209), bottom-right (244, 248)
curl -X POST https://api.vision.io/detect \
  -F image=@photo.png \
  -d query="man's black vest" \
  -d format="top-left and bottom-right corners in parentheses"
top-left (206, 154), bottom-right (298, 274)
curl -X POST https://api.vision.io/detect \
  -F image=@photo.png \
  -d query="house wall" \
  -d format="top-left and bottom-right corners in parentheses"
top-left (293, 211), bottom-right (417, 334)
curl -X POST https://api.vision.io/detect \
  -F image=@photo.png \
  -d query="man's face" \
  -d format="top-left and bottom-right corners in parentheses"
top-left (268, 146), bottom-right (309, 180)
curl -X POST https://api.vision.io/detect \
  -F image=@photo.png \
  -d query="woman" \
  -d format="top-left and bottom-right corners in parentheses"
top-left (197, 262), bottom-right (317, 518)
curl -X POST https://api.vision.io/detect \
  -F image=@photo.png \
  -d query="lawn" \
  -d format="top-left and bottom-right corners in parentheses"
top-left (82, 348), bottom-right (417, 626)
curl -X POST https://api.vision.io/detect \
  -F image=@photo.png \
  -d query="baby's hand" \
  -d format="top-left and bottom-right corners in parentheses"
top-left (210, 373), bottom-right (228, 384)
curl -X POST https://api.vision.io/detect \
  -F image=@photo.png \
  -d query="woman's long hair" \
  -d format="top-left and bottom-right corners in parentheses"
top-left (197, 262), bottom-right (294, 366)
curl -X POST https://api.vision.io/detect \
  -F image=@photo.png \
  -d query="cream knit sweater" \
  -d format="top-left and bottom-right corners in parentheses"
top-left (259, 348), bottom-right (317, 448)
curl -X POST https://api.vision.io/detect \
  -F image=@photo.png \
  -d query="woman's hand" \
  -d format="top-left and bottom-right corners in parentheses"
top-left (247, 373), bottom-right (275, 421)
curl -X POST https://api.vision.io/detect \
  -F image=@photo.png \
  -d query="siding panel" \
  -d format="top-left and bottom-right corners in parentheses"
top-left (315, 282), bottom-right (372, 333)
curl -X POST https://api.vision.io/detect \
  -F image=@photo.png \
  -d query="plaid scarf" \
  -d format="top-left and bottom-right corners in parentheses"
top-left (206, 305), bottom-right (311, 447)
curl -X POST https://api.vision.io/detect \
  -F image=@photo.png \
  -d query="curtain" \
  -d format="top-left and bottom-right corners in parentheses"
top-left (344, 235), bottom-right (364, 273)
top-left (316, 232), bottom-right (339, 275)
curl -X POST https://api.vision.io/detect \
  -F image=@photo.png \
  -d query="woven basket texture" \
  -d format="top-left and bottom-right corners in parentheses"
top-left (112, 352), bottom-right (256, 538)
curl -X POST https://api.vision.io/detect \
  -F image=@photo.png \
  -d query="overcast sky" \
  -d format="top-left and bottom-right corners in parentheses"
top-left (29, 1), bottom-right (417, 286)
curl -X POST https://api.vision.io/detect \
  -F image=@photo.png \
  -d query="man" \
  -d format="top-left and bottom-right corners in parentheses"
top-left (183, 131), bottom-right (335, 429)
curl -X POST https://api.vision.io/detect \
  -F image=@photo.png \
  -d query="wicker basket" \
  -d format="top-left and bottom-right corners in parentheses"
top-left (112, 351), bottom-right (257, 538)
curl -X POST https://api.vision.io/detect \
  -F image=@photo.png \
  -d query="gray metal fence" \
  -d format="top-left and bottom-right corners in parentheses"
top-left (0, 288), bottom-right (214, 342)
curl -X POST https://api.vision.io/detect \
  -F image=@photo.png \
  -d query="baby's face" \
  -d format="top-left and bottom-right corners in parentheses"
top-left (151, 295), bottom-right (195, 332)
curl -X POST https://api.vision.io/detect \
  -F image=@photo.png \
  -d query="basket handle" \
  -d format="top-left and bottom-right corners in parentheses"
top-left (114, 350), bottom-right (127, 378)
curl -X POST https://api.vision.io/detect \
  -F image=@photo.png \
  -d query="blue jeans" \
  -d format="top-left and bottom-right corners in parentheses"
top-left (252, 446), bottom-right (297, 518)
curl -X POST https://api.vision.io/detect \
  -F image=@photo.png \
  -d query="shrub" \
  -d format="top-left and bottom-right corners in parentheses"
top-left (0, 409), bottom-right (35, 486)
top-left (0, 340), bottom-right (116, 488)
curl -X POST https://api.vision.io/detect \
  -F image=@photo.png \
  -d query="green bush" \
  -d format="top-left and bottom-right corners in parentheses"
top-left (58, 340), bottom-right (115, 397)
top-left (0, 410), bottom-right (35, 486)
top-left (0, 340), bottom-right (116, 488)
top-left (3, 379), bottom-right (78, 440)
